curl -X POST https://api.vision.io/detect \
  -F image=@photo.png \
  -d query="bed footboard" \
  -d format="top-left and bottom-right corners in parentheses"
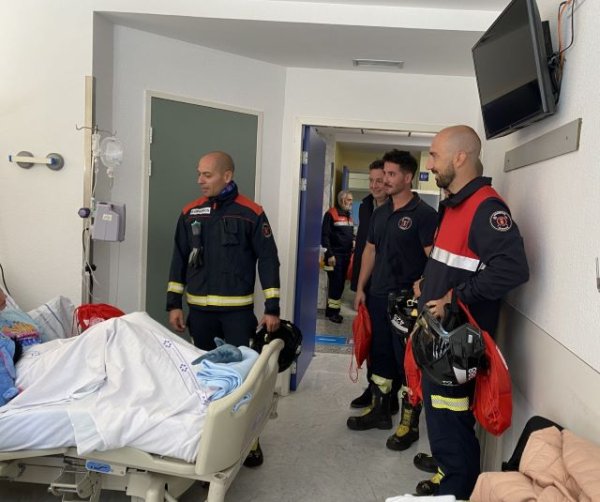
top-left (194, 338), bottom-right (284, 475)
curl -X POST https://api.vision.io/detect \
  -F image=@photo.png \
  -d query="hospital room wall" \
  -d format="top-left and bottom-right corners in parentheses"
top-left (476, 0), bottom-right (600, 464)
top-left (107, 26), bottom-right (287, 311)
top-left (0, 2), bottom-right (94, 311)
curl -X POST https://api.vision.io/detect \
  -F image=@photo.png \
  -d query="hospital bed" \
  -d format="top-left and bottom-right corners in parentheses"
top-left (0, 310), bottom-right (284, 502)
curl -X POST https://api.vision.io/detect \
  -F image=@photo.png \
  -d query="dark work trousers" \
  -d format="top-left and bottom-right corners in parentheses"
top-left (325, 253), bottom-right (351, 316)
top-left (367, 294), bottom-right (404, 383)
top-left (422, 376), bottom-right (480, 499)
top-left (187, 308), bottom-right (258, 350)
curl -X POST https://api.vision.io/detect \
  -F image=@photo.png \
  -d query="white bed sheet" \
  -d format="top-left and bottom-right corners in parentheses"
top-left (0, 312), bottom-right (229, 462)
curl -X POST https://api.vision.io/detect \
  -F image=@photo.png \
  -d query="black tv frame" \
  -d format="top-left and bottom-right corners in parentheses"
top-left (472, 0), bottom-right (558, 140)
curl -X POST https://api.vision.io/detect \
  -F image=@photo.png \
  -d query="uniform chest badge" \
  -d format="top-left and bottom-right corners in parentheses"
top-left (398, 216), bottom-right (413, 230)
top-left (490, 211), bottom-right (512, 232)
top-left (190, 207), bottom-right (211, 216)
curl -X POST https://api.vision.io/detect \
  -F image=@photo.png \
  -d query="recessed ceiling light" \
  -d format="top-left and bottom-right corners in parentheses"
top-left (352, 59), bottom-right (404, 69)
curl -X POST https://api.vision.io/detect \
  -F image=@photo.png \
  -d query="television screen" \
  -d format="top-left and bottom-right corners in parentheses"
top-left (472, 0), bottom-right (557, 139)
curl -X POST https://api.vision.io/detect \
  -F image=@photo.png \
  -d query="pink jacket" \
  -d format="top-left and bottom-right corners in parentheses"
top-left (471, 427), bottom-right (600, 501)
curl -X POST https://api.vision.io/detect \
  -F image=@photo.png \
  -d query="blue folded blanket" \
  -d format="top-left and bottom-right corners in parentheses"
top-left (195, 346), bottom-right (259, 401)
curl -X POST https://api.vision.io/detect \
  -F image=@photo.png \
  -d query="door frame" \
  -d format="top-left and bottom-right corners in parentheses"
top-left (139, 91), bottom-right (263, 309)
top-left (283, 117), bottom-right (446, 325)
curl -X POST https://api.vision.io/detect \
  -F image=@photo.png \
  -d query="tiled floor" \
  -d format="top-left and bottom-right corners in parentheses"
top-left (316, 287), bottom-right (356, 355)
top-left (0, 353), bottom-right (430, 502)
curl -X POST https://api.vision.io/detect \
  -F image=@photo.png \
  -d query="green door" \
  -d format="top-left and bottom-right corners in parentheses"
top-left (146, 97), bottom-right (259, 328)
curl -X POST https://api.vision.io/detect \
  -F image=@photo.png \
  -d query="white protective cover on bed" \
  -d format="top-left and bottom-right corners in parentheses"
top-left (0, 312), bottom-right (240, 462)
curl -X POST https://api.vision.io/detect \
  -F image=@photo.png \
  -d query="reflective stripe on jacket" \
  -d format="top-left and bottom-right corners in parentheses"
top-left (167, 184), bottom-right (280, 315)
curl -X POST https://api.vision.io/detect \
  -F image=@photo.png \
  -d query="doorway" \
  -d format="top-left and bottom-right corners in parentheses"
top-left (293, 124), bottom-right (439, 382)
top-left (143, 94), bottom-right (260, 328)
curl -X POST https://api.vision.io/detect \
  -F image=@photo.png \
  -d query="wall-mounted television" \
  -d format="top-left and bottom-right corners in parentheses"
top-left (472, 0), bottom-right (558, 140)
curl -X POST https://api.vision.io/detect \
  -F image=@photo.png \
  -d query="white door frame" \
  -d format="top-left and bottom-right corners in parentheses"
top-left (138, 90), bottom-right (264, 309)
top-left (280, 116), bottom-right (446, 320)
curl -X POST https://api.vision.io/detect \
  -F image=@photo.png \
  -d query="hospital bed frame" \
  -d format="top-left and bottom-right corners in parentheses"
top-left (0, 339), bottom-right (284, 502)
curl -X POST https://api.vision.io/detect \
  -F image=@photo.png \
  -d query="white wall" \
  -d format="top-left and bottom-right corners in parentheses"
top-left (477, 0), bottom-right (600, 464)
top-left (0, 2), bottom-right (93, 310)
top-left (277, 68), bottom-right (482, 317)
top-left (480, 0), bottom-right (600, 371)
top-left (107, 26), bottom-right (287, 311)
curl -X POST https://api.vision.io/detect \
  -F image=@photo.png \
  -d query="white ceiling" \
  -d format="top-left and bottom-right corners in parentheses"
top-left (105, 0), bottom-right (510, 77)
top-left (270, 0), bottom-right (509, 10)
top-left (103, 1), bottom-right (509, 149)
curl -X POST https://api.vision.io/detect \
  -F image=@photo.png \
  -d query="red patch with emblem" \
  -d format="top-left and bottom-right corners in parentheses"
top-left (398, 217), bottom-right (413, 230)
top-left (262, 223), bottom-right (272, 238)
top-left (490, 211), bottom-right (512, 232)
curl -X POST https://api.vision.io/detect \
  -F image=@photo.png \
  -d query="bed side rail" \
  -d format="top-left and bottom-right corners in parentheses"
top-left (194, 339), bottom-right (284, 475)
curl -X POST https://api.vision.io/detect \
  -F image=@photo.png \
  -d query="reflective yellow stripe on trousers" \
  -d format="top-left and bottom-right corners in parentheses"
top-left (431, 395), bottom-right (469, 412)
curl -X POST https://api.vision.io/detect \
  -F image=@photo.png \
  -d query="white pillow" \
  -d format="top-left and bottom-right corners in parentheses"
top-left (27, 296), bottom-right (76, 341)
top-left (0, 285), bottom-right (20, 310)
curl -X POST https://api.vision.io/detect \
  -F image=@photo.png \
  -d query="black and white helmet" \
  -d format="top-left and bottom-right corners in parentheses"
top-left (387, 290), bottom-right (419, 340)
top-left (250, 320), bottom-right (302, 373)
top-left (412, 307), bottom-right (485, 386)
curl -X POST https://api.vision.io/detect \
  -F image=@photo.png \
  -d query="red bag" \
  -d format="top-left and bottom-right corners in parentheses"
top-left (349, 303), bottom-right (372, 383)
top-left (404, 299), bottom-right (512, 435)
top-left (404, 337), bottom-right (423, 406)
top-left (346, 253), bottom-right (354, 281)
top-left (459, 300), bottom-right (513, 436)
top-left (74, 303), bottom-right (126, 333)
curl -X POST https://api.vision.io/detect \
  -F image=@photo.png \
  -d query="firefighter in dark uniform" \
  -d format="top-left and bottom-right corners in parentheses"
top-left (321, 190), bottom-right (354, 323)
top-left (350, 159), bottom-right (387, 292)
top-left (348, 149), bottom-right (437, 440)
top-left (349, 159), bottom-right (389, 410)
top-left (414, 126), bottom-right (529, 499)
top-left (167, 151), bottom-right (280, 468)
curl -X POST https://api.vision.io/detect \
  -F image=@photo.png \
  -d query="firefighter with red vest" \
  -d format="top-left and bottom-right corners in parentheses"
top-left (413, 126), bottom-right (529, 499)
top-left (321, 190), bottom-right (355, 323)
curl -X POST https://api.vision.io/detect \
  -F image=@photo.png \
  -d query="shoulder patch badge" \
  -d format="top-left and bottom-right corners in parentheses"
top-left (490, 211), bottom-right (512, 232)
top-left (398, 216), bottom-right (413, 231)
top-left (262, 222), bottom-right (272, 238)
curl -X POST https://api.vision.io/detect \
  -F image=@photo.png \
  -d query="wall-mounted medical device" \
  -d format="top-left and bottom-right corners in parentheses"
top-left (91, 202), bottom-right (126, 242)
top-left (8, 151), bottom-right (64, 171)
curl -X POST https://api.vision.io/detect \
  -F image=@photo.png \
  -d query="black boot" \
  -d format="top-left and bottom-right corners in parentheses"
top-left (350, 386), bottom-right (372, 408)
top-left (415, 469), bottom-right (443, 496)
top-left (325, 307), bottom-right (343, 323)
top-left (414, 453), bottom-right (438, 473)
top-left (347, 383), bottom-right (392, 431)
top-left (386, 396), bottom-right (421, 451)
top-left (243, 439), bottom-right (263, 468)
